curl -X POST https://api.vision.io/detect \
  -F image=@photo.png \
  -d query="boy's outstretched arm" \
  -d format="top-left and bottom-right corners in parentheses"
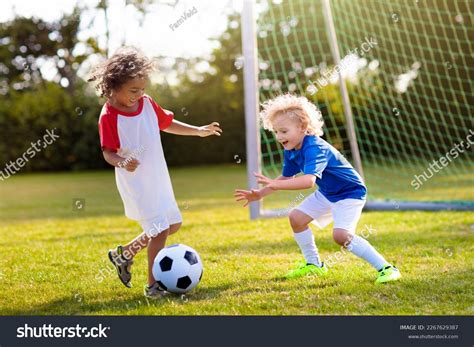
top-left (255, 172), bottom-right (316, 191)
top-left (234, 175), bottom-right (291, 207)
top-left (163, 119), bottom-right (222, 137)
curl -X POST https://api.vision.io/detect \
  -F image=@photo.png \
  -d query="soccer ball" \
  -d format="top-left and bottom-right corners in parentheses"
top-left (152, 244), bottom-right (203, 294)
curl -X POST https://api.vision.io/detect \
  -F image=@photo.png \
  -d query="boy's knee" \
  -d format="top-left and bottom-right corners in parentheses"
top-left (333, 228), bottom-right (352, 246)
top-left (169, 222), bottom-right (182, 235)
top-left (148, 228), bottom-right (170, 241)
top-left (288, 209), bottom-right (307, 231)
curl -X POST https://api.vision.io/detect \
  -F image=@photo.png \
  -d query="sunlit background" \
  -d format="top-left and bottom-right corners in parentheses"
top-left (0, 0), bottom-right (472, 205)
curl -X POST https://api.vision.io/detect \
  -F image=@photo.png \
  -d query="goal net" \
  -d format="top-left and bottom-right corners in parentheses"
top-left (242, 0), bottom-right (473, 217)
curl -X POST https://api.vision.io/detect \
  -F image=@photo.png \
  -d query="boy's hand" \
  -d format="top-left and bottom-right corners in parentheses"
top-left (234, 189), bottom-right (262, 207)
top-left (121, 158), bottom-right (140, 172)
top-left (254, 172), bottom-right (277, 190)
top-left (198, 122), bottom-right (223, 137)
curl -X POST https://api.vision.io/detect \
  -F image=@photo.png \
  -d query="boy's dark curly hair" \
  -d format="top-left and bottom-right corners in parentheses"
top-left (88, 47), bottom-right (155, 98)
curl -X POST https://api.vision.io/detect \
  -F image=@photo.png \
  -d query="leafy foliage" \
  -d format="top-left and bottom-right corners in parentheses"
top-left (0, 9), bottom-right (245, 170)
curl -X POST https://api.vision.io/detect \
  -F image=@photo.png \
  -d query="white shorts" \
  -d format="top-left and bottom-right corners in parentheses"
top-left (294, 190), bottom-right (365, 234)
top-left (139, 207), bottom-right (182, 238)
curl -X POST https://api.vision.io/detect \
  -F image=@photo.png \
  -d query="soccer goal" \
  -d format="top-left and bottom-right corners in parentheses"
top-left (241, 0), bottom-right (474, 219)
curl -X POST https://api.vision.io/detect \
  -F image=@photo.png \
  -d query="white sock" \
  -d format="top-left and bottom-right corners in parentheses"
top-left (346, 235), bottom-right (388, 270)
top-left (293, 228), bottom-right (322, 266)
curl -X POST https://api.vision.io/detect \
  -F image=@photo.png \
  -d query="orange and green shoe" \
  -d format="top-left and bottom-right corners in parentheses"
top-left (375, 265), bottom-right (401, 284)
top-left (283, 262), bottom-right (328, 280)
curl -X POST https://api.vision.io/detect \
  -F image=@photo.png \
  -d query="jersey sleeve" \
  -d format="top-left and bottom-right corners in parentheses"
top-left (98, 112), bottom-right (120, 152)
top-left (148, 96), bottom-right (174, 130)
top-left (303, 144), bottom-right (328, 178)
top-left (282, 152), bottom-right (301, 177)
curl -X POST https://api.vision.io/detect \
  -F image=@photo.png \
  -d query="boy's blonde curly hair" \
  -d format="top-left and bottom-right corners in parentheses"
top-left (260, 94), bottom-right (324, 136)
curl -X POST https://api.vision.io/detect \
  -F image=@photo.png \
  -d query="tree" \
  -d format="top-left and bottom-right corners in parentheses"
top-left (148, 13), bottom-right (246, 166)
top-left (0, 7), bottom-right (103, 96)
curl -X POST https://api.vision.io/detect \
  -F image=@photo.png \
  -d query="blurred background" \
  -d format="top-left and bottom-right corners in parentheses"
top-left (254, 0), bottom-right (473, 206)
top-left (0, 0), bottom-right (246, 170)
top-left (0, 0), bottom-right (472, 203)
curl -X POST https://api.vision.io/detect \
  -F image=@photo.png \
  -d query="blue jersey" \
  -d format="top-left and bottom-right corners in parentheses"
top-left (282, 135), bottom-right (367, 202)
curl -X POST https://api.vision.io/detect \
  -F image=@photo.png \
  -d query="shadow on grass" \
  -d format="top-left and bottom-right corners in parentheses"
top-left (2, 283), bottom-right (234, 315)
top-left (2, 268), bottom-right (471, 315)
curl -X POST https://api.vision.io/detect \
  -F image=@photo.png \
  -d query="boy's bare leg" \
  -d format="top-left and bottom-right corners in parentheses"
top-left (168, 222), bottom-right (182, 236)
top-left (147, 223), bottom-right (181, 285)
top-left (121, 232), bottom-right (150, 260)
top-left (147, 229), bottom-right (170, 285)
top-left (111, 222), bottom-right (182, 287)
top-left (110, 220), bottom-right (182, 288)
top-left (123, 222), bottom-right (181, 260)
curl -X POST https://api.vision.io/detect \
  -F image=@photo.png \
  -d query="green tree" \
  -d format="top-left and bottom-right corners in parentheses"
top-left (148, 13), bottom-right (246, 166)
top-left (0, 7), bottom-right (103, 96)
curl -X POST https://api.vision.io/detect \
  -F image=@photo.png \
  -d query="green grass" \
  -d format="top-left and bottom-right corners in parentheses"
top-left (0, 165), bottom-right (473, 315)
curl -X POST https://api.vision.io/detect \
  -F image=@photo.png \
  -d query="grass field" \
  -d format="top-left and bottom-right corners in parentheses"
top-left (0, 165), bottom-right (473, 315)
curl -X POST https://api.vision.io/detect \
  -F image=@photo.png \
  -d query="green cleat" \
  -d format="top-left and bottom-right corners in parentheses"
top-left (375, 265), bottom-right (401, 284)
top-left (284, 262), bottom-right (328, 279)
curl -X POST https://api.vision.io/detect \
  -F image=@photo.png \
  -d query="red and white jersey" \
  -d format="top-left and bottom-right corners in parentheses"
top-left (98, 95), bottom-right (179, 221)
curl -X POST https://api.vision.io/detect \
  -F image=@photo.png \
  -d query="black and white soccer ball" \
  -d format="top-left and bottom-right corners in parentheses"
top-left (152, 244), bottom-right (203, 294)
